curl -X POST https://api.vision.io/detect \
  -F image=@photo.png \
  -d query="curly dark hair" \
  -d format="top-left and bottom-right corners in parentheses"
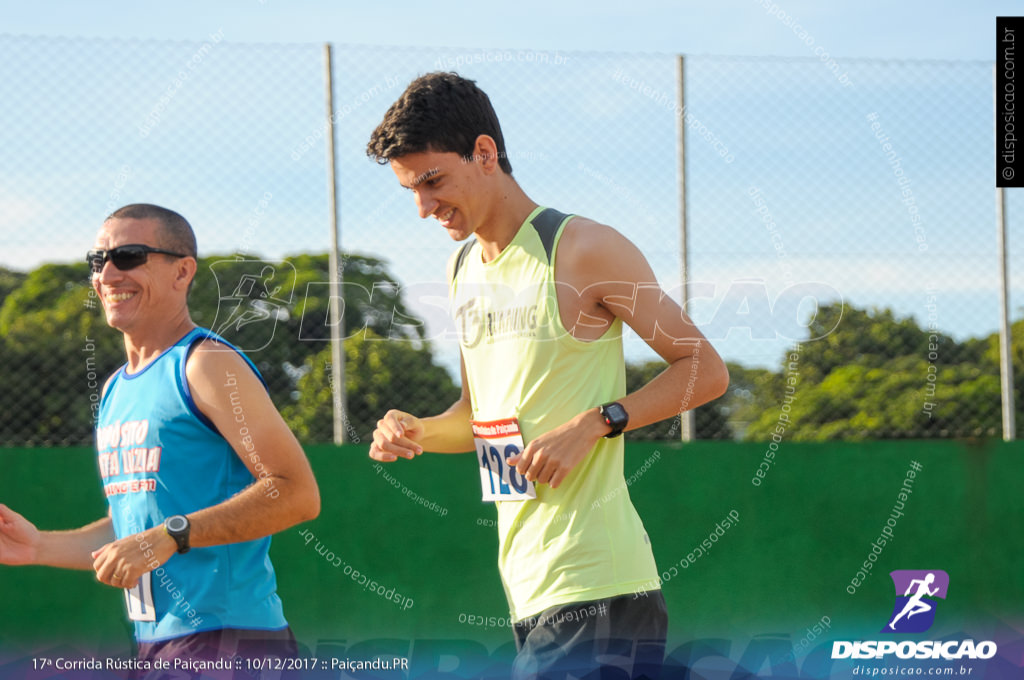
top-left (366, 72), bottom-right (513, 174)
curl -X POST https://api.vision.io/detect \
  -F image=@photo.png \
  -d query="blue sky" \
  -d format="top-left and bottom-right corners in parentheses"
top-left (1, 1), bottom-right (1019, 372)
top-left (0, 1), bottom-right (1013, 61)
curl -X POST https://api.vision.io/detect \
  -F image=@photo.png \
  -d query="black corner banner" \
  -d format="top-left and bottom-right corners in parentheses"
top-left (997, 17), bottom-right (1024, 187)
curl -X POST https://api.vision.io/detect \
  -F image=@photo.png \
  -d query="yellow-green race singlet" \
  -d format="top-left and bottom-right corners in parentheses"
top-left (450, 206), bottom-right (661, 622)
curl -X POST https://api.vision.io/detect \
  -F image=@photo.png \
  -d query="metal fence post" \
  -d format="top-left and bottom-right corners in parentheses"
top-left (678, 54), bottom-right (696, 443)
top-left (996, 186), bottom-right (1016, 440)
top-left (325, 43), bottom-right (347, 445)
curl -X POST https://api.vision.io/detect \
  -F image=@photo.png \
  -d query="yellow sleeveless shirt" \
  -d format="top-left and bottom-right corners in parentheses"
top-left (451, 206), bottom-right (661, 622)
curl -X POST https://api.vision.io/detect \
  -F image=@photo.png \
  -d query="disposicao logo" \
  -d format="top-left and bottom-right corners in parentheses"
top-left (882, 569), bottom-right (948, 634)
top-left (832, 569), bottom-right (997, 661)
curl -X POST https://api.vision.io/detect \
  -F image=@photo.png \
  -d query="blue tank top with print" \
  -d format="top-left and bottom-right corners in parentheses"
top-left (96, 327), bottom-right (286, 642)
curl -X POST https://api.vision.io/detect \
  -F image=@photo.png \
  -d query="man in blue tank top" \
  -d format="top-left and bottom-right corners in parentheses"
top-left (0, 204), bottom-right (320, 668)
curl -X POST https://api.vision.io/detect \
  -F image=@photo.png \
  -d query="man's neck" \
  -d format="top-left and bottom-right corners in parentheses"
top-left (122, 315), bottom-right (196, 373)
top-left (473, 178), bottom-right (539, 262)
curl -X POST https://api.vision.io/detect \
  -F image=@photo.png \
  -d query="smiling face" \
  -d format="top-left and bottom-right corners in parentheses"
top-left (390, 139), bottom-right (500, 242)
top-left (91, 217), bottom-right (194, 334)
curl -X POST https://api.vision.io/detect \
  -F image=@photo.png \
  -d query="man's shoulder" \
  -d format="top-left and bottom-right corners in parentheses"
top-left (559, 215), bottom-right (627, 246)
top-left (184, 336), bottom-right (258, 382)
top-left (555, 216), bottom-right (633, 272)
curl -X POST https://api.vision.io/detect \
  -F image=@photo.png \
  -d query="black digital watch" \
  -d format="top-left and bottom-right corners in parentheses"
top-left (599, 402), bottom-right (629, 438)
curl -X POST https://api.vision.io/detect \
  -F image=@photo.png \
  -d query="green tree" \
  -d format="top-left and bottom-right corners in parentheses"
top-left (0, 253), bottom-right (448, 446)
top-left (187, 253), bottom-right (425, 413)
top-left (743, 303), bottom-right (1014, 441)
top-left (624, 359), bottom-right (734, 440)
top-left (717, 362), bottom-right (779, 440)
top-left (980, 316), bottom-right (1024, 435)
top-left (282, 330), bottom-right (460, 443)
top-left (0, 264), bottom-right (121, 445)
top-left (0, 267), bottom-right (26, 308)
top-left (797, 304), bottom-right (972, 383)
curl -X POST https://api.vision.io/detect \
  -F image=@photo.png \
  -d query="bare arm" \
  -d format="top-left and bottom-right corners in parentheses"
top-left (0, 374), bottom-right (120, 572)
top-left (511, 219), bottom-right (729, 488)
top-left (369, 245), bottom-right (477, 462)
top-left (369, 353), bottom-right (475, 460)
top-left (183, 342), bottom-right (321, 544)
top-left (569, 220), bottom-right (728, 426)
top-left (91, 340), bottom-right (320, 588)
top-left (0, 504), bottom-right (114, 570)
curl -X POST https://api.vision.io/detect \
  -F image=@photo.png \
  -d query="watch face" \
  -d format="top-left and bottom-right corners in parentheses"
top-left (604, 403), bottom-right (628, 425)
top-left (166, 515), bottom-right (188, 533)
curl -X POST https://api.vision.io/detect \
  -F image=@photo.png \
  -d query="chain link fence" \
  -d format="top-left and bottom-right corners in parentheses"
top-left (0, 35), bottom-right (1018, 446)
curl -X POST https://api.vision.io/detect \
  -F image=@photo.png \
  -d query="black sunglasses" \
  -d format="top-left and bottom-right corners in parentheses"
top-left (87, 244), bottom-right (188, 274)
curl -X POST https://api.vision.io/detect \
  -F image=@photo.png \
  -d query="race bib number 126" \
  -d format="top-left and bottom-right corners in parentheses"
top-left (472, 418), bottom-right (536, 502)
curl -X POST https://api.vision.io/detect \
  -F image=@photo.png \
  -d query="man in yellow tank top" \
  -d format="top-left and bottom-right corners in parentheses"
top-left (367, 72), bottom-right (729, 680)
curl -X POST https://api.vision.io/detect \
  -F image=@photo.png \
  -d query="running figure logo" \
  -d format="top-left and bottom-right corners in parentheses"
top-left (208, 259), bottom-right (296, 351)
top-left (882, 570), bottom-right (949, 634)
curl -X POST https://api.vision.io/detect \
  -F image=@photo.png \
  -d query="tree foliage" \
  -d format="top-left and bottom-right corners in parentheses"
top-left (628, 302), bottom-right (1020, 442)
top-left (281, 330), bottom-right (460, 444)
top-left (624, 359), bottom-right (735, 440)
top-left (742, 303), bottom-right (1018, 441)
top-left (0, 265), bottom-right (122, 446)
top-left (0, 253), bottom-right (447, 446)
top-left (2, 258), bottom-right (1019, 447)
top-left (0, 267), bottom-right (27, 309)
